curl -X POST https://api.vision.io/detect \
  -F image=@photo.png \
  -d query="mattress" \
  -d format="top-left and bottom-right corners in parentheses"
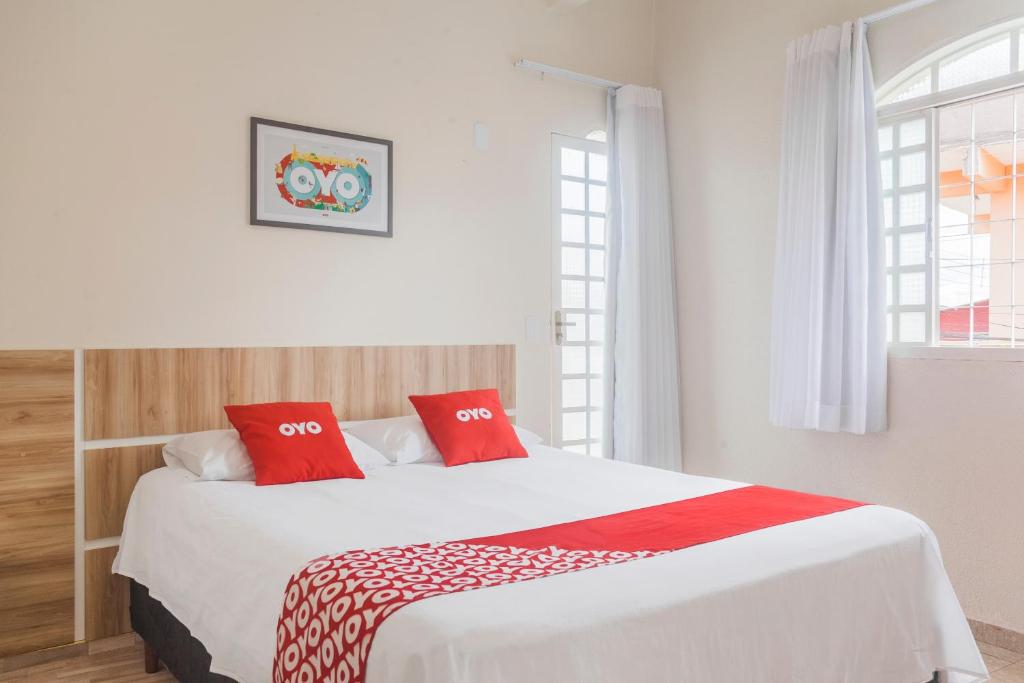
top-left (114, 445), bottom-right (986, 683)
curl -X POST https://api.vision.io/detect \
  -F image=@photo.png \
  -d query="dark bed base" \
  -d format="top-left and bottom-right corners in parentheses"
top-left (130, 580), bottom-right (238, 682)
top-left (130, 579), bottom-right (943, 683)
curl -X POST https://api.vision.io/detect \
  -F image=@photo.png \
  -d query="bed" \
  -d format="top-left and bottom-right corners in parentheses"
top-left (114, 443), bottom-right (986, 683)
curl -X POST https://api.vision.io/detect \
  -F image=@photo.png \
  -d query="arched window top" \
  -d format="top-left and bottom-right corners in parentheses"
top-left (585, 129), bottom-right (607, 142)
top-left (878, 17), bottom-right (1024, 106)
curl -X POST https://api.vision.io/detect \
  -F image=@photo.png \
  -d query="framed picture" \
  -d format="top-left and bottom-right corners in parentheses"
top-left (250, 117), bottom-right (392, 237)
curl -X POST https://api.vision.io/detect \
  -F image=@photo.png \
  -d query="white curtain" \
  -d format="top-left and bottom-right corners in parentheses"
top-left (769, 20), bottom-right (887, 434)
top-left (604, 85), bottom-right (683, 469)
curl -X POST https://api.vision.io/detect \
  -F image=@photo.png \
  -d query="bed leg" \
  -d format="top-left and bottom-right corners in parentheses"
top-left (144, 641), bottom-right (160, 674)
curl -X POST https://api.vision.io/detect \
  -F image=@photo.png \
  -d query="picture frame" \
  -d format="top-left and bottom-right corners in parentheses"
top-left (250, 117), bottom-right (393, 237)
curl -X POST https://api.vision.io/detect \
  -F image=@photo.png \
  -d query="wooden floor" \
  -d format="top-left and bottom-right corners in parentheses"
top-left (0, 638), bottom-right (172, 683)
top-left (1, 634), bottom-right (1022, 682)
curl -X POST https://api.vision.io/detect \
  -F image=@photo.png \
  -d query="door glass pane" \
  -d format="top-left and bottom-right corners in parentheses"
top-left (561, 180), bottom-right (585, 210)
top-left (562, 346), bottom-right (586, 374)
top-left (589, 249), bottom-right (605, 277)
top-left (589, 153), bottom-right (608, 181)
top-left (588, 184), bottom-right (606, 213)
top-left (589, 379), bottom-right (603, 407)
top-left (564, 313), bottom-right (585, 342)
top-left (561, 379), bottom-right (586, 408)
top-left (561, 214), bottom-right (585, 243)
top-left (561, 246), bottom-right (585, 275)
top-left (588, 411), bottom-right (602, 439)
top-left (561, 148), bottom-right (585, 177)
top-left (588, 280), bottom-right (605, 310)
top-left (562, 412), bottom-right (587, 441)
top-left (561, 279), bottom-right (586, 308)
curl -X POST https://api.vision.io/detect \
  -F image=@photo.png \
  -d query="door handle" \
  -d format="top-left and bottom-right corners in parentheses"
top-left (553, 310), bottom-right (577, 345)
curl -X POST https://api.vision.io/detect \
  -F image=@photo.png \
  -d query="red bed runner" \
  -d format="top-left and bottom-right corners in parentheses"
top-left (272, 485), bottom-right (863, 683)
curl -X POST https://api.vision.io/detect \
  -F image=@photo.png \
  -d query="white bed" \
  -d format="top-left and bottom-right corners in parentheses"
top-left (114, 444), bottom-right (987, 683)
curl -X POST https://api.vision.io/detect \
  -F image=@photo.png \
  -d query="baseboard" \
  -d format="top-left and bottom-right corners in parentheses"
top-left (0, 641), bottom-right (87, 674)
top-left (970, 618), bottom-right (1024, 654)
top-left (0, 633), bottom-right (137, 674)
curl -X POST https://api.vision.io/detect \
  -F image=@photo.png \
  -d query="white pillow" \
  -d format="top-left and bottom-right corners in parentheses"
top-left (162, 428), bottom-right (389, 480)
top-left (515, 425), bottom-right (544, 447)
top-left (341, 415), bottom-right (543, 464)
top-left (344, 432), bottom-right (392, 471)
top-left (163, 429), bottom-right (254, 481)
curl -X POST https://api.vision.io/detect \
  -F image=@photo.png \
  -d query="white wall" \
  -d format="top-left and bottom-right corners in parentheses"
top-left (0, 0), bottom-right (654, 437)
top-left (655, 0), bottom-right (1024, 633)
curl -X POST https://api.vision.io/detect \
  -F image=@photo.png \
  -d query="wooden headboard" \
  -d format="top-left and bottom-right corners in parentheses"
top-left (84, 345), bottom-right (515, 439)
top-left (0, 344), bottom-right (514, 656)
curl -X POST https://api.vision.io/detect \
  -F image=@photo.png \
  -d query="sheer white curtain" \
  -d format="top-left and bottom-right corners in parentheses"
top-left (604, 85), bottom-right (683, 469)
top-left (769, 20), bottom-right (887, 434)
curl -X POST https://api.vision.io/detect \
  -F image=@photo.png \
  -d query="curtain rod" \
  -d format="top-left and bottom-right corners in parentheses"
top-left (861, 0), bottom-right (939, 25)
top-left (514, 58), bottom-right (623, 90)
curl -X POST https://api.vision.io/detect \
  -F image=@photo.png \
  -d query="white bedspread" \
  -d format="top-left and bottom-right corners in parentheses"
top-left (114, 446), bottom-right (986, 683)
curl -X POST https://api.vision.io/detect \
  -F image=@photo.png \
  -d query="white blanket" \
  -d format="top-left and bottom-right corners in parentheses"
top-left (114, 446), bottom-right (986, 683)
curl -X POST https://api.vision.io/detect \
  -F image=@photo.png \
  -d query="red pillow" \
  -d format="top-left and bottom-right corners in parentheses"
top-left (408, 389), bottom-right (527, 466)
top-left (223, 402), bottom-right (364, 485)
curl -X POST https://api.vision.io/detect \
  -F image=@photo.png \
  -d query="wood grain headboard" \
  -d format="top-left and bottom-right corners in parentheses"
top-left (0, 344), bottom-right (515, 657)
top-left (84, 345), bottom-right (516, 439)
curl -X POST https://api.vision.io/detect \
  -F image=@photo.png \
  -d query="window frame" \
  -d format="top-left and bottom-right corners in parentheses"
top-left (877, 17), bottom-right (1024, 115)
top-left (878, 22), bottom-right (1024, 355)
top-left (879, 110), bottom-right (935, 347)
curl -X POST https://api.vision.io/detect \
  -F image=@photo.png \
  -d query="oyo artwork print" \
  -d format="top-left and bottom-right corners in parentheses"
top-left (251, 118), bottom-right (392, 237)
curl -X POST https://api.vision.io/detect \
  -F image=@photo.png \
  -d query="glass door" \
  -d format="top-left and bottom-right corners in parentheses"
top-left (551, 133), bottom-right (607, 456)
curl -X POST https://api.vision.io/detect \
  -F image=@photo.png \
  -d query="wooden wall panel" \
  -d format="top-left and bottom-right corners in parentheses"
top-left (84, 547), bottom-right (130, 640)
top-left (0, 351), bottom-right (75, 657)
top-left (84, 345), bottom-right (516, 439)
top-left (84, 445), bottom-right (165, 540)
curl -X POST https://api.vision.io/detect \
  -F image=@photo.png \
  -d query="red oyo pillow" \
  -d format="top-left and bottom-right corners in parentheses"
top-left (223, 402), bottom-right (364, 485)
top-left (408, 389), bottom-right (527, 466)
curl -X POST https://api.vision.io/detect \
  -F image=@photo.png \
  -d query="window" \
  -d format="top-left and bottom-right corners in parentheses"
top-left (934, 92), bottom-right (1022, 345)
top-left (880, 114), bottom-right (932, 344)
top-left (878, 20), bottom-right (1024, 348)
top-left (878, 19), bottom-right (1024, 106)
top-left (551, 134), bottom-right (607, 455)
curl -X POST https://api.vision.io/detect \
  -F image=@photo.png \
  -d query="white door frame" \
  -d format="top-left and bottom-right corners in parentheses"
top-left (550, 132), bottom-right (608, 455)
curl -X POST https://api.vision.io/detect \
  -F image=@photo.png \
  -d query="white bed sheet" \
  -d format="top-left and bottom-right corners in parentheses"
top-left (114, 445), bottom-right (986, 683)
